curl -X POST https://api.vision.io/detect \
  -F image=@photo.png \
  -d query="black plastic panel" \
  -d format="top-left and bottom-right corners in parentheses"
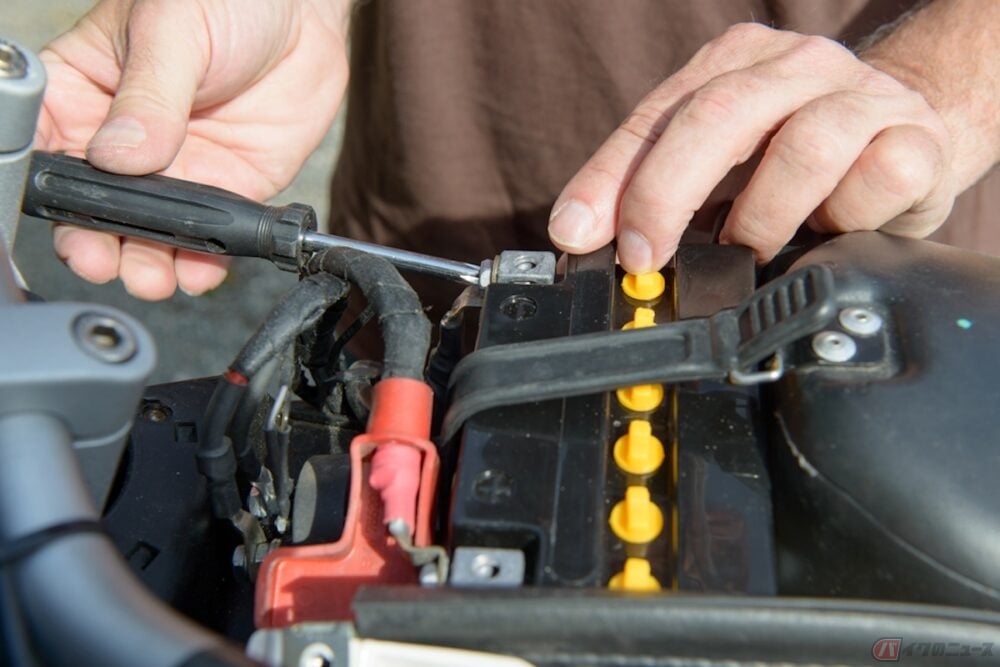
top-left (771, 232), bottom-right (1000, 608)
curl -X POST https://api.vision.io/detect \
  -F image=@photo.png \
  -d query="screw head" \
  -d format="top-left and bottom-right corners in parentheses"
top-left (470, 553), bottom-right (502, 580)
top-left (140, 401), bottom-right (172, 422)
top-left (811, 331), bottom-right (857, 363)
top-left (0, 42), bottom-right (28, 80)
top-left (838, 307), bottom-right (882, 336)
top-left (299, 642), bottom-right (335, 667)
top-left (73, 313), bottom-right (137, 364)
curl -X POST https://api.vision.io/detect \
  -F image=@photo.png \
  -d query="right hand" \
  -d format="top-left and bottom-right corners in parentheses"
top-left (35, 0), bottom-right (351, 298)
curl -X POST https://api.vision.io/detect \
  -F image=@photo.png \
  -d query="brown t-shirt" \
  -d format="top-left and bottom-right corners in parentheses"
top-left (330, 0), bottom-right (998, 313)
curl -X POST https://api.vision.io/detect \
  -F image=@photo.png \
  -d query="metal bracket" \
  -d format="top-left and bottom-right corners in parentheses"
top-left (450, 547), bottom-right (525, 588)
top-left (488, 250), bottom-right (557, 286)
top-left (387, 518), bottom-right (450, 586)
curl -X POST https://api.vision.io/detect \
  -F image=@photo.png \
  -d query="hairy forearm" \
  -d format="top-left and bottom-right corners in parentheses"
top-left (861, 0), bottom-right (1000, 190)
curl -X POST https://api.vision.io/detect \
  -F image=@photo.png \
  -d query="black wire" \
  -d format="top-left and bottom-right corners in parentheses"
top-left (198, 273), bottom-right (350, 520)
top-left (324, 303), bottom-right (376, 378)
top-left (306, 248), bottom-right (431, 380)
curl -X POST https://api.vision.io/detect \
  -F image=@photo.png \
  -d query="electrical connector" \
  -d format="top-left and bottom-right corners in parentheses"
top-left (609, 486), bottom-right (663, 544)
top-left (609, 557), bottom-right (661, 591)
top-left (613, 420), bottom-right (664, 475)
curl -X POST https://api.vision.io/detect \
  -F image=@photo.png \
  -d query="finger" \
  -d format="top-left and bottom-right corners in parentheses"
top-left (174, 251), bottom-right (230, 296)
top-left (615, 46), bottom-right (860, 272)
top-left (118, 237), bottom-right (178, 300)
top-left (52, 226), bottom-right (121, 284)
top-left (86, 1), bottom-right (210, 175)
top-left (812, 124), bottom-right (948, 236)
top-left (548, 23), bottom-right (792, 257)
top-left (721, 91), bottom-right (929, 262)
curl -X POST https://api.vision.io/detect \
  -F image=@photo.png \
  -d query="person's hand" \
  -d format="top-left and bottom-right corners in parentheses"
top-left (35, 0), bottom-right (350, 298)
top-left (548, 23), bottom-right (957, 273)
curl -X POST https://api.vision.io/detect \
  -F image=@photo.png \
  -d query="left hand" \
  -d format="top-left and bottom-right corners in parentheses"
top-left (548, 23), bottom-right (956, 272)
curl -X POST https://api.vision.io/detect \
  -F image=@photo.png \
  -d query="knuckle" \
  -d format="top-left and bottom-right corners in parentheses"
top-left (770, 119), bottom-right (843, 178)
top-left (865, 134), bottom-right (939, 198)
top-left (678, 85), bottom-right (741, 128)
top-left (719, 22), bottom-right (772, 45)
top-left (790, 34), bottom-right (849, 63)
top-left (856, 67), bottom-right (907, 95)
top-left (619, 105), bottom-right (670, 145)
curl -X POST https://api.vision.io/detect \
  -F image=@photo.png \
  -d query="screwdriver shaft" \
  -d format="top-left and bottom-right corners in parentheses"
top-left (302, 231), bottom-right (482, 286)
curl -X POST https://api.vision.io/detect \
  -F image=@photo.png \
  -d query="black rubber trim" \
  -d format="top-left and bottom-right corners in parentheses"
top-left (354, 587), bottom-right (1000, 666)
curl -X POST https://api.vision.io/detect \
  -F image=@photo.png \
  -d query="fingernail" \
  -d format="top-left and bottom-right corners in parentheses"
top-left (178, 284), bottom-right (203, 297)
top-left (89, 116), bottom-right (147, 150)
top-left (548, 199), bottom-right (597, 250)
top-left (618, 230), bottom-right (654, 273)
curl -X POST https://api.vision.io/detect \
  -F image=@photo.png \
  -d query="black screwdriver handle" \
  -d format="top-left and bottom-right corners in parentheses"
top-left (22, 151), bottom-right (316, 272)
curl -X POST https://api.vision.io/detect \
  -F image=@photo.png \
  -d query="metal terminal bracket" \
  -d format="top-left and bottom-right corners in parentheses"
top-left (492, 250), bottom-right (557, 285)
top-left (267, 384), bottom-right (292, 433)
top-left (387, 518), bottom-right (450, 586)
top-left (247, 622), bottom-right (355, 667)
top-left (450, 547), bottom-right (526, 588)
top-left (441, 285), bottom-right (485, 327)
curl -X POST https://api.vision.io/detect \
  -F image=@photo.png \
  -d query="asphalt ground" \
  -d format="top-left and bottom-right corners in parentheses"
top-left (6, 1), bottom-right (345, 383)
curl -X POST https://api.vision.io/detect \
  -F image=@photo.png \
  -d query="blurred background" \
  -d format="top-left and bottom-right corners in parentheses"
top-left (7, 1), bottom-right (345, 383)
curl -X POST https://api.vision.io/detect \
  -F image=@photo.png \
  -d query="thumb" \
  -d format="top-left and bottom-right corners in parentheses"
top-left (86, 3), bottom-right (209, 175)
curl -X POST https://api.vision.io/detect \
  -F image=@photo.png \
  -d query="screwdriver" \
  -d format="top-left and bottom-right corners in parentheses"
top-left (21, 151), bottom-right (485, 286)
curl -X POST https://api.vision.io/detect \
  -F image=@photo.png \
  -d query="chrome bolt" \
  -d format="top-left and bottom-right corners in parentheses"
top-left (74, 313), bottom-right (137, 364)
top-left (812, 331), bottom-right (857, 363)
top-left (0, 42), bottom-right (28, 80)
top-left (838, 307), bottom-right (882, 336)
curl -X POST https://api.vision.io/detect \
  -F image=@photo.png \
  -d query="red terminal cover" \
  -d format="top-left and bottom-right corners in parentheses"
top-left (254, 378), bottom-right (438, 627)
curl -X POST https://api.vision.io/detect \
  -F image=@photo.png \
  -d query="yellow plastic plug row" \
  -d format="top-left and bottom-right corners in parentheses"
top-left (608, 270), bottom-right (668, 591)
